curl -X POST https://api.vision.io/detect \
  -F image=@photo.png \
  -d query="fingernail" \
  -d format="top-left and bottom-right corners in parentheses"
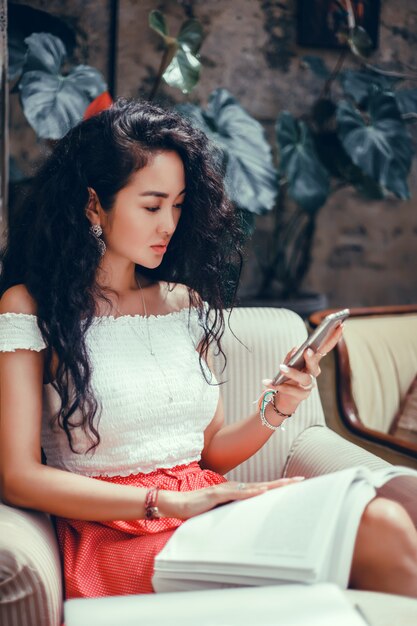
top-left (262, 378), bottom-right (272, 386)
top-left (279, 363), bottom-right (289, 372)
top-left (292, 476), bottom-right (305, 481)
top-left (306, 348), bottom-right (313, 357)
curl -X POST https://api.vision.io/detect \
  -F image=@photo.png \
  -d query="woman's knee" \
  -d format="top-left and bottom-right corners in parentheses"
top-left (361, 497), bottom-right (416, 539)
top-left (349, 496), bottom-right (417, 593)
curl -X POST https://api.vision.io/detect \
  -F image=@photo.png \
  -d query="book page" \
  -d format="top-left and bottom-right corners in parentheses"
top-left (154, 467), bottom-right (370, 587)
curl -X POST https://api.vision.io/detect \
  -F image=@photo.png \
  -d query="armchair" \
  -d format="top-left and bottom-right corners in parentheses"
top-left (309, 305), bottom-right (417, 469)
top-left (1, 306), bottom-right (416, 626)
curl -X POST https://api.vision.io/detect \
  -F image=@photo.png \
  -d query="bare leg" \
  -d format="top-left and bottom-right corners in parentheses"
top-left (349, 497), bottom-right (417, 598)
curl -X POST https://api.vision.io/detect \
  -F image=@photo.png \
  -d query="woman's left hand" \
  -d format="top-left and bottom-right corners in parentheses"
top-left (262, 322), bottom-right (345, 419)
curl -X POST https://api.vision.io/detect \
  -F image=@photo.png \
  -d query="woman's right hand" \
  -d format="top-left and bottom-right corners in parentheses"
top-left (157, 476), bottom-right (305, 520)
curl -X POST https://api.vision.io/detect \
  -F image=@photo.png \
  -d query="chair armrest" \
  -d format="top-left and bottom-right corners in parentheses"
top-left (0, 502), bottom-right (63, 626)
top-left (282, 425), bottom-right (391, 478)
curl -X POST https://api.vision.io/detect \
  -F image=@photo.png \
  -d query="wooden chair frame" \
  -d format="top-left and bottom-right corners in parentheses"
top-left (310, 305), bottom-right (417, 459)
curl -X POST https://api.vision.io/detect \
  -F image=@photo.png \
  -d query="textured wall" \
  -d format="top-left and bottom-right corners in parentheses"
top-left (10, 0), bottom-right (417, 306)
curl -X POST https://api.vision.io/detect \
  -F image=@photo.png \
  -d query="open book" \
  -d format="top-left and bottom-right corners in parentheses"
top-left (152, 465), bottom-right (417, 593)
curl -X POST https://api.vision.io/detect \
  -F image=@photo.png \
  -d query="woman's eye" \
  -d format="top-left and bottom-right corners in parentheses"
top-left (174, 204), bottom-right (184, 209)
top-left (144, 207), bottom-right (160, 213)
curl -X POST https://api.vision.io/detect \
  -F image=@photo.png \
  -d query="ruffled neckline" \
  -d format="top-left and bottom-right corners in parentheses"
top-left (0, 309), bottom-right (195, 323)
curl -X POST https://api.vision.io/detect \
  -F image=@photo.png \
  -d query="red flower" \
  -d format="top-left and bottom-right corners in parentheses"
top-left (84, 92), bottom-right (113, 120)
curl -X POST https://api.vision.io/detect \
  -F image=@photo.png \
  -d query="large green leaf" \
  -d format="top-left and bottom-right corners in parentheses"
top-left (149, 11), bottom-right (203, 94)
top-left (8, 5), bottom-right (77, 81)
top-left (23, 32), bottom-right (66, 74)
top-left (340, 69), bottom-right (402, 106)
top-left (336, 93), bottom-right (413, 199)
top-left (177, 19), bottom-right (203, 55)
top-left (395, 89), bottom-right (417, 117)
top-left (149, 10), bottom-right (169, 38)
top-left (162, 46), bottom-right (201, 94)
top-left (18, 33), bottom-right (107, 139)
top-left (312, 131), bottom-right (384, 199)
top-left (176, 88), bottom-right (278, 215)
top-left (276, 112), bottom-right (330, 213)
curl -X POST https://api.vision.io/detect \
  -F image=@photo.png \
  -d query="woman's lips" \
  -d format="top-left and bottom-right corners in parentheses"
top-left (151, 245), bottom-right (167, 254)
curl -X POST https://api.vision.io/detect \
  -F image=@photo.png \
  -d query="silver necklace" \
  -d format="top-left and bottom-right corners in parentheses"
top-left (112, 276), bottom-right (175, 403)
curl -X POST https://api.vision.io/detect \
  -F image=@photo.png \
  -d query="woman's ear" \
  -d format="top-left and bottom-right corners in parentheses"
top-left (85, 187), bottom-right (101, 225)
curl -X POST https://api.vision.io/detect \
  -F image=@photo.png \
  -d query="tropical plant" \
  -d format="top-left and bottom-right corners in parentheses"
top-left (8, 5), bottom-right (417, 305)
top-left (148, 10), bottom-right (204, 98)
top-left (174, 3), bottom-right (417, 301)
top-left (10, 32), bottom-right (110, 140)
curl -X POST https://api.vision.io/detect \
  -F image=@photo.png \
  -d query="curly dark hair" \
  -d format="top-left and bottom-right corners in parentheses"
top-left (0, 97), bottom-right (245, 454)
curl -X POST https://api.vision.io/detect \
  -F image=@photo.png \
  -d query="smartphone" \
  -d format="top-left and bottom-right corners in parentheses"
top-left (271, 308), bottom-right (350, 386)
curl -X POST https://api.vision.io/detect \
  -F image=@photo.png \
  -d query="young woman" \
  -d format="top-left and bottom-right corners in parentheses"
top-left (0, 98), bottom-right (416, 601)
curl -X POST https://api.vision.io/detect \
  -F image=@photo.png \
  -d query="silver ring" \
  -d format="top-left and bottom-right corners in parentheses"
top-left (237, 482), bottom-right (246, 490)
top-left (317, 351), bottom-right (327, 357)
top-left (300, 374), bottom-right (316, 391)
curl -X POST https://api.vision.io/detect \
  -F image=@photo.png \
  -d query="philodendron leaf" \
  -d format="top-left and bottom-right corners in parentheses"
top-left (23, 32), bottom-right (66, 74)
top-left (149, 10), bottom-right (169, 38)
top-left (177, 19), bottom-right (203, 55)
top-left (163, 46), bottom-right (201, 94)
top-left (395, 88), bottom-right (417, 117)
top-left (340, 69), bottom-right (402, 106)
top-left (149, 11), bottom-right (203, 94)
top-left (18, 34), bottom-right (108, 139)
top-left (336, 93), bottom-right (413, 199)
top-left (177, 88), bottom-right (278, 215)
top-left (276, 112), bottom-right (330, 214)
top-left (348, 26), bottom-right (373, 58)
top-left (163, 20), bottom-right (203, 93)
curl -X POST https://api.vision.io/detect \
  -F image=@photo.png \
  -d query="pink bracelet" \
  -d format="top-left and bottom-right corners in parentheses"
top-left (145, 487), bottom-right (160, 519)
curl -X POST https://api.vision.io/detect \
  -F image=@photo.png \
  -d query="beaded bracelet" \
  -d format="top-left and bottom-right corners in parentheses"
top-left (258, 389), bottom-right (293, 431)
top-left (145, 487), bottom-right (160, 520)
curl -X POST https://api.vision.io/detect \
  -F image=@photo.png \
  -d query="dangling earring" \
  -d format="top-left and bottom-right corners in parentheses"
top-left (89, 224), bottom-right (106, 256)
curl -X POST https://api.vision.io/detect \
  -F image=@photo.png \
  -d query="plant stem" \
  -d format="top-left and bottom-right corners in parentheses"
top-left (321, 48), bottom-right (348, 99)
top-left (149, 44), bottom-right (175, 101)
top-left (257, 186), bottom-right (287, 297)
top-left (286, 212), bottom-right (316, 296)
top-left (364, 63), bottom-right (417, 81)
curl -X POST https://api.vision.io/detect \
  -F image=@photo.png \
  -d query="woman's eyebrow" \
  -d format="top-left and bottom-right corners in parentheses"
top-left (139, 188), bottom-right (186, 198)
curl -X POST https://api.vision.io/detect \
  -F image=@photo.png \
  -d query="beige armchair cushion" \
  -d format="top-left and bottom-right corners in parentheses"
top-left (213, 307), bottom-right (326, 482)
top-left (0, 503), bottom-right (63, 626)
top-left (343, 314), bottom-right (417, 433)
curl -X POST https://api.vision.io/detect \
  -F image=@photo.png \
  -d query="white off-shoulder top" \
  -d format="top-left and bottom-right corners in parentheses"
top-left (0, 309), bottom-right (219, 477)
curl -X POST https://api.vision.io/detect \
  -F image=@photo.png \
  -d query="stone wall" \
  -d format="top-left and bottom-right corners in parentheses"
top-left (9, 0), bottom-right (417, 306)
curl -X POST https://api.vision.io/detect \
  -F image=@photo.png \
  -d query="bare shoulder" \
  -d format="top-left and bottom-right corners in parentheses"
top-left (165, 283), bottom-right (190, 311)
top-left (0, 284), bottom-right (38, 315)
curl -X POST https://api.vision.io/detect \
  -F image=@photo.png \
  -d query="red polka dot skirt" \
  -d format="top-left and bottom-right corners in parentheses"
top-left (54, 461), bottom-right (227, 600)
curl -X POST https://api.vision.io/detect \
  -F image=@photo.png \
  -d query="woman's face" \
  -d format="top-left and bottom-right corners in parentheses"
top-left (101, 150), bottom-right (186, 268)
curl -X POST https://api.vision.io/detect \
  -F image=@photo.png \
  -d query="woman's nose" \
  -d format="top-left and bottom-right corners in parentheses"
top-left (158, 207), bottom-right (177, 235)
